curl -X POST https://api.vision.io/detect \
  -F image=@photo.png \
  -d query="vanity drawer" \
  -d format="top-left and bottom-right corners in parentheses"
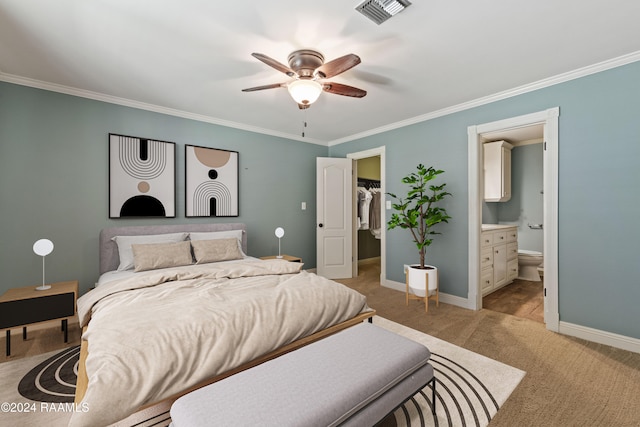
top-left (481, 268), bottom-right (494, 293)
top-left (493, 231), bottom-right (507, 245)
top-left (506, 229), bottom-right (518, 243)
top-left (507, 259), bottom-right (519, 281)
top-left (507, 242), bottom-right (518, 260)
top-left (481, 247), bottom-right (493, 269)
top-left (481, 232), bottom-right (493, 247)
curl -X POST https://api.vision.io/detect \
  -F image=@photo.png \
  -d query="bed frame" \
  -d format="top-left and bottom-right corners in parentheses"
top-left (75, 222), bottom-right (375, 419)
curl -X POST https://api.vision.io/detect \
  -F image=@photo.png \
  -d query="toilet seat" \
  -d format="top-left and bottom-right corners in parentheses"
top-left (518, 249), bottom-right (542, 257)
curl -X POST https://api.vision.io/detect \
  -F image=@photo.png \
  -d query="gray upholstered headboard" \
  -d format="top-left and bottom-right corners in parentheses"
top-left (99, 223), bottom-right (247, 274)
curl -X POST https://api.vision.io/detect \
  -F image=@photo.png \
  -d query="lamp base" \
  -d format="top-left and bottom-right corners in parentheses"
top-left (276, 255), bottom-right (283, 259)
top-left (35, 284), bottom-right (51, 291)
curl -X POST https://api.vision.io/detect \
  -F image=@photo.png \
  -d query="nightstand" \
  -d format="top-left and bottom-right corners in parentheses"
top-left (260, 254), bottom-right (302, 263)
top-left (0, 280), bottom-right (78, 356)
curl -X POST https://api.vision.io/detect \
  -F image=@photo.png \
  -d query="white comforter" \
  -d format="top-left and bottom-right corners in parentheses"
top-left (70, 260), bottom-right (370, 427)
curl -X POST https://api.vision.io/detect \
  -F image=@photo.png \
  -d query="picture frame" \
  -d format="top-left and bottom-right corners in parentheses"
top-left (185, 145), bottom-right (239, 217)
top-left (108, 133), bottom-right (176, 218)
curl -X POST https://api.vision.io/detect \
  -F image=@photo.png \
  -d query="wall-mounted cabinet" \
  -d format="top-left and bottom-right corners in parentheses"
top-left (484, 140), bottom-right (513, 202)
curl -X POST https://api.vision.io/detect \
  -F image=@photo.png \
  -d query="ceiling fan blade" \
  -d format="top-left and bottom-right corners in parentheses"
top-left (251, 53), bottom-right (295, 77)
top-left (241, 83), bottom-right (286, 92)
top-left (322, 82), bottom-right (367, 98)
top-left (316, 54), bottom-right (361, 79)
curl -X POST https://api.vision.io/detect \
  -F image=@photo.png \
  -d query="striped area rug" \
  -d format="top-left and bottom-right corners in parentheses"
top-left (375, 316), bottom-right (525, 427)
top-left (3, 317), bottom-right (524, 427)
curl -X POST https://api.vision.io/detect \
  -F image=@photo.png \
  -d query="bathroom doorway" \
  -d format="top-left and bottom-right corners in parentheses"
top-left (347, 147), bottom-right (386, 284)
top-left (483, 134), bottom-right (544, 322)
top-left (468, 108), bottom-right (559, 332)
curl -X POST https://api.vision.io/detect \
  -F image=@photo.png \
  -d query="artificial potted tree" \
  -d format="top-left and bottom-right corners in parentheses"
top-left (387, 164), bottom-right (451, 299)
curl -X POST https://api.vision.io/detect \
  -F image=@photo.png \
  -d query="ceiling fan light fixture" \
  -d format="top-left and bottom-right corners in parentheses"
top-left (287, 79), bottom-right (323, 105)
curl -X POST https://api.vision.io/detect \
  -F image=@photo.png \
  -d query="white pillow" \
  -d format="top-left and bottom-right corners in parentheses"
top-left (189, 230), bottom-right (245, 255)
top-left (112, 232), bottom-right (188, 271)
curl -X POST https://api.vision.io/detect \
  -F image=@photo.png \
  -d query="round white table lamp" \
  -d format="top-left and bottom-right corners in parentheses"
top-left (275, 227), bottom-right (285, 258)
top-left (33, 238), bottom-right (54, 291)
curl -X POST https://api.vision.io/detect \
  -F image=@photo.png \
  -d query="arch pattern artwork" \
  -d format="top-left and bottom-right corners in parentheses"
top-left (109, 133), bottom-right (176, 218)
top-left (185, 145), bottom-right (238, 217)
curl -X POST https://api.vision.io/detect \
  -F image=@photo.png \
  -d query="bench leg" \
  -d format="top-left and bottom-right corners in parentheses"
top-left (23, 326), bottom-right (27, 340)
top-left (6, 330), bottom-right (10, 357)
top-left (431, 377), bottom-right (436, 415)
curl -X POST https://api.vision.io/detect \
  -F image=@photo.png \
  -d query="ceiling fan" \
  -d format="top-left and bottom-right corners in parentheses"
top-left (242, 49), bottom-right (367, 109)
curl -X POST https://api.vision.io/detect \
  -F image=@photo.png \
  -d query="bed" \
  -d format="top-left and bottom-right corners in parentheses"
top-left (71, 223), bottom-right (374, 427)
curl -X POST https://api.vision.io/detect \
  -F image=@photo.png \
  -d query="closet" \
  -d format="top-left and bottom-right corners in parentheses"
top-left (356, 157), bottom-right (381, 262)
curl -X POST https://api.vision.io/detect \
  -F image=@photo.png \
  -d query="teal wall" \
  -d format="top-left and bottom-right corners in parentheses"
top-left (0, 82), bottom-right (327, 295)
top-left (498, 143), bottom-right (544, 252)
top-left (330, 60), bottom-right (640, 340)
top-left (3, 59), bottom-right (640, 341)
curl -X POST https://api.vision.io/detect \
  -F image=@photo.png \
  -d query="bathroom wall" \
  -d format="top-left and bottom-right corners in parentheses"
top-left (498, 143), bottom-right (544, 251)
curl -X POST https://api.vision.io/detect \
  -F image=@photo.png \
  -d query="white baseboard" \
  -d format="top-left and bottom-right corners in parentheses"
top-left (382, 279), bottom-right (474, 309)
top-left (559, 321), bottom-right (640, 354)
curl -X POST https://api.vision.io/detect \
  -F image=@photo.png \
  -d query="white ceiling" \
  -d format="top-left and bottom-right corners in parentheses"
top-left (1, 0), bottom-right (639, 145)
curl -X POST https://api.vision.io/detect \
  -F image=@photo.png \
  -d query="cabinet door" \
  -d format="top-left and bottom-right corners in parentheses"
top-left (483, 141), bottom-right (512, 202)
top-left (484, 144), bottom-right (502, 201)
top-left (502, 147), bottom-right (511, 200)
top-left (493, 244), bottom-right (507, 287)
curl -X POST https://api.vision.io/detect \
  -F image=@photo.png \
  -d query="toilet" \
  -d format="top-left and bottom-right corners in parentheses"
top-left (518, 249), bottom-right (543, 281)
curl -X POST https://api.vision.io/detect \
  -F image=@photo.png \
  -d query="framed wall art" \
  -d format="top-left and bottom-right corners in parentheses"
top-left (109, 133), bottom-right (176, 218)
top-left (185, 145), bottom-right (239, 217)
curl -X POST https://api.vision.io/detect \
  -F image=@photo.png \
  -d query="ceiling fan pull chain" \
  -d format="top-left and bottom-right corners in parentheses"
top-left (302, 109), bottom-right (308, 137)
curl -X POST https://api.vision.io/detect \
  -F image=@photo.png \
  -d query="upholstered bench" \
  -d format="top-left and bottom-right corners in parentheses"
top-left (170, 322), bottom-right (435, 427)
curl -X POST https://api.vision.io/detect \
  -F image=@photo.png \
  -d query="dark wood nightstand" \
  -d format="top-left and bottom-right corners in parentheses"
top-left (260, 254), bottom-right (302, 263)
top-left (0, 280), bottom-right (78, 356)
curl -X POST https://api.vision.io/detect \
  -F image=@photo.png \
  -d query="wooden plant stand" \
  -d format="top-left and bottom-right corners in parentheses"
top-left (405, 268), bottom-right (439, 313)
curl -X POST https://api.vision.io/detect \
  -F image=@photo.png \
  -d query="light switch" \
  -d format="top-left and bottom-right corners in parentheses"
top-left (301, 202), bottom-right (306, 210)
top-left (386, 200), bottom-right (391, 209)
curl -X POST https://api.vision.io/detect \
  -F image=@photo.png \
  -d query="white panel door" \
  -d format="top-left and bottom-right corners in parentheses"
top-left (316, 157), bottom-right (353, 279)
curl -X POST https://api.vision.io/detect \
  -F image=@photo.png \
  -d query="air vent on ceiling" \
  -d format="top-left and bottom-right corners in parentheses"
top-left (356, 0), bottom-right (412, 25)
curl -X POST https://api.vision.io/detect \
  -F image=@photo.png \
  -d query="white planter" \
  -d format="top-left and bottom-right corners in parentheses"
top-left (407, 265), bottom-right (438, 297)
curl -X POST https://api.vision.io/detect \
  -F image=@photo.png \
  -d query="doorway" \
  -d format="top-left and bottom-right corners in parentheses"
top-left (347, 147), bottom-right (386, 284)
top-left (481, 134), bottom-right (544, 323)
top-left (468, 108), bottom-right (559, 331)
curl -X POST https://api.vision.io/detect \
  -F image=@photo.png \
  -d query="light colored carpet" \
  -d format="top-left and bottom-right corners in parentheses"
top-left (0, 317), bottom-right (523, 427)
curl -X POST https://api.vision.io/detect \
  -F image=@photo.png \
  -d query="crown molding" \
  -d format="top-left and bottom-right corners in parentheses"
top-left (328, 50), bottom-right (640, 146)
top-left (3, 50), bottom-right (639, 148)
top-left (0, 72), bottom-right (327, 146)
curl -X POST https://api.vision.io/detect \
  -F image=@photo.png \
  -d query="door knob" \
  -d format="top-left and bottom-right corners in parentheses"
top-left (318, 223), bottom-right (324, 228)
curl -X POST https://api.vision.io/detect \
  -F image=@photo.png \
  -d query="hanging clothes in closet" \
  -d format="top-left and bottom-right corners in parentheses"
top-left (357, 179), bottom-right (381, 239)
